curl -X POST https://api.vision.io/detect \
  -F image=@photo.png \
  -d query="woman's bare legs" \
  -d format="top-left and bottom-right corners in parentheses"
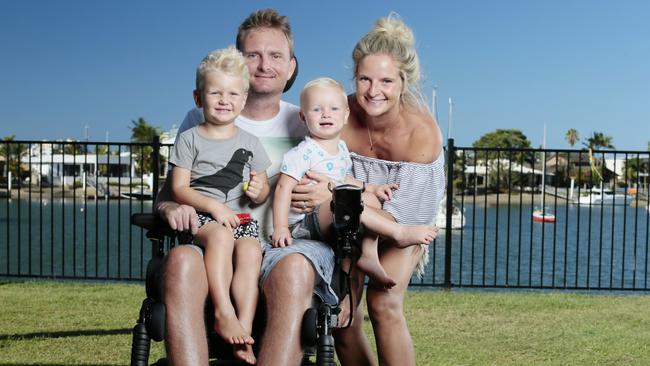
top-left (367, 243), bottom-right (423, 366)
top-left (230, 236), bottom-right (263, 364)
top-left (197, 223), bottom-right (253, 346)
top-left (334, 264), bottom-right (376, 366)
top-left (335, 200), bottom-right (425, 366)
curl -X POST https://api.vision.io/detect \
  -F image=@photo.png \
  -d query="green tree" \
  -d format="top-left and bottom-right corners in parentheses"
top-left (130, 117), bottom-right (162, 175)
top-left (624, 157), bottom-right (649, 187)
top-left (1, 135), bottom-right (29, 180)
top-left (473, 129), bottom-right (532, 150)
top-left (583, 131), bottom-right (614, 150)
top-left (565, 129), bottom-right (579, 147)
top-left (472, 129), bottom-right (534, 192)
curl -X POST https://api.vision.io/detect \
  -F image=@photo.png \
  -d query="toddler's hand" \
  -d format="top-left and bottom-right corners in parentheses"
top-left (211, 206), bottom-right (239, 231)
top-left (272, 227), bottom-right (293, 248)
top-left (244, 170), bottom-right (263, 201)
top-left (374, 183), bottom-right (398, 202)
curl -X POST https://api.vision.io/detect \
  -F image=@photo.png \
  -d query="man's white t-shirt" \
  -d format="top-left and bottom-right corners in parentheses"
top-left (176, 101), bottom-right (308, 238)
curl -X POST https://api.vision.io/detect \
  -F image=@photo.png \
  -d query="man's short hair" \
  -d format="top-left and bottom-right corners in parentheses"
top-left (236, 8), bottom-right (295, 58)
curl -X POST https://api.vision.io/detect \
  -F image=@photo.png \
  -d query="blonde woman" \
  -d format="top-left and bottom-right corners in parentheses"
top-left (333, 14), bottom-right (445, 365)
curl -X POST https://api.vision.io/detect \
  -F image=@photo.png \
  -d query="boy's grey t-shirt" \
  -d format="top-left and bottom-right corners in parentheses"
top-left (169, 126), bottom-right (271, 212)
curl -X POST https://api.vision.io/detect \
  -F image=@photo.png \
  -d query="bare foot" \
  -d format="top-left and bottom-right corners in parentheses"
top-left (357, 255), bottom-right (396, 289)
top-left (393, 225), bottom-right (439, 248)
top-left (213, 311), bottom-right (254, 345)
top-left (234, 343), bottom-right (256, 365)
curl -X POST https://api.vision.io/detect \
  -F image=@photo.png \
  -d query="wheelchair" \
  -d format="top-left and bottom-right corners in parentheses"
top-left (129, 184), bottom-right (363, 366)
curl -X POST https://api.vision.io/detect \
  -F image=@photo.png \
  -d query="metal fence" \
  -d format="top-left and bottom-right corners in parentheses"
top-left (0, 138), bottom-right (171, 281)
top-left (1, 138), bottom-right (649, 291)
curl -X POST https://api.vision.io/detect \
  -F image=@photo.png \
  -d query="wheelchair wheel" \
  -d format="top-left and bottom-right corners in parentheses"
top-left (147, 301), bottom-right (166, 342)
top-left (301, 307), bottom-right (318, 347)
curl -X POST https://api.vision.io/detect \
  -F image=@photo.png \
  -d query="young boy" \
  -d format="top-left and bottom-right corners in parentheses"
top-left (169, 46), bottom-right (271, 364)
top-left (272, 77), bottom-right (438, 289)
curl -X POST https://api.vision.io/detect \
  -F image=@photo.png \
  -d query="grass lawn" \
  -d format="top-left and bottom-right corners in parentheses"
top-left (2, 280), bottom-right (650, 365)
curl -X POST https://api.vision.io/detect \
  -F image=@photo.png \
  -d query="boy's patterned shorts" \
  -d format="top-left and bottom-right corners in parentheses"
top-left (197, 212), bottom-right (260, 240)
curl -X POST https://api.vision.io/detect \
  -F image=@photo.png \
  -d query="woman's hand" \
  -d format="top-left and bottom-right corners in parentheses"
top-left (271, 227), bottom-right (293, 248)
top-left (290, 171), bottom-right (332, 213)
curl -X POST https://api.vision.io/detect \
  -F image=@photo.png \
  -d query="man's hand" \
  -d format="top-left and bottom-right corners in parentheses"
top-left (291, 170), bottom-right (331, 213)
top-left (156, 201), bottom-right (199, 234)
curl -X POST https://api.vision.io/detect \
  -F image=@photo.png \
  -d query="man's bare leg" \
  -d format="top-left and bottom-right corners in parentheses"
top-left (231, 237), bottom-right (263, 365)
top-left (257, 253), bottom-right (315, 366)
top-left (163, 245), bottom-right (210, 365)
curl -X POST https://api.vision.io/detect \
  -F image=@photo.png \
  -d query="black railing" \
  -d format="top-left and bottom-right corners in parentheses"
top-left (0, 139), bottom-right (172, 280)
top-left (1, 138), bottom-right (649, 291)
top-left (413, 141), bottom-right (650, 290)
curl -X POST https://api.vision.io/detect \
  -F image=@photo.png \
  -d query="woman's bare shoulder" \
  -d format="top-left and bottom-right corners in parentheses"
top-left (403, 107), bottom-right (443, 162)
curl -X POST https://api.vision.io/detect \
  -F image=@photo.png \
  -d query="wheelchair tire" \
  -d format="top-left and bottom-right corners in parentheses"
top-left (301, 307), bottom-right (318, 347)
top-left (147, 302), bottom-right (166, 342)
top-left (130, 323), bottom-right (150, 366)
top-left (145, 256), bottom-right (164, 300)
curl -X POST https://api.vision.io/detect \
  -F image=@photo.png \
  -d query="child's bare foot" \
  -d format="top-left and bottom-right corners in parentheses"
top-left (234, 343), bottom-right (256, 365)
top-left (357, 255), bottom-right (396, 289)
top-left (213, 312), bottom-right (254, 345)
top-left (394, 225), bottom-right (438, 248)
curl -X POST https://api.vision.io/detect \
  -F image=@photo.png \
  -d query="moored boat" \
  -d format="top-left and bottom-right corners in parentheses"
top-left (532, 208), bottom-right (556, 223)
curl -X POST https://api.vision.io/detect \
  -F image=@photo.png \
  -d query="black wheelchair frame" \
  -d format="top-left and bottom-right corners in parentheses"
top-left (129, 184), bottom-right (363, 366)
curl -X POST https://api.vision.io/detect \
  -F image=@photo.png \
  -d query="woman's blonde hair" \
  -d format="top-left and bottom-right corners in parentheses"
top-left (195, 46), bottom-right (249, 93)
top-left (352, 13), bottom-right (427, 111)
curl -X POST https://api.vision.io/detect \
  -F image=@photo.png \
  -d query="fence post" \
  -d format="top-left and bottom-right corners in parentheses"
top-left (444, 138), bottom-right (455, 289)
top-left (151, 135), bottom-right (160, 202)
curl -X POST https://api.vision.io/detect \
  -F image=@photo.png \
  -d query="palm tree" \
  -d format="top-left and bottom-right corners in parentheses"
top-left (565, 129), bottom-right (579, 147)
top-left (583, 131), bottom-right (614, 150)
top-left (1, 135), bottom-right (29, 180)
top-left (130, 118), bottom-right (162, 175)
top-left (131, 117), bottom-right (161, 143)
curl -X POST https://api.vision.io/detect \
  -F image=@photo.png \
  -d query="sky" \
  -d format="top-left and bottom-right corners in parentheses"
top-left (1, 0), bottom-right (649, 150)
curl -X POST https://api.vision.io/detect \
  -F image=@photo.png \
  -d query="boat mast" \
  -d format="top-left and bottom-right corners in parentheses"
top-left (541, 123), bottom-right (547, 210)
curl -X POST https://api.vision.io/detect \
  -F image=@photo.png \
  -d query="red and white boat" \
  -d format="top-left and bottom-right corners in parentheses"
top-left (532, 208), bottom-right (556, 223)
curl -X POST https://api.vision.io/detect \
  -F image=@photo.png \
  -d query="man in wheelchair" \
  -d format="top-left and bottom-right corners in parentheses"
top-left (142, 8), bottom-right (349, 366)
top-left (132, 184), bottom-right (362, 366)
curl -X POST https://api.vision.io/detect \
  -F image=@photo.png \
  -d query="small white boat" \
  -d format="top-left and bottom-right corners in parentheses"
top-left (121, 189), bottom-right (153, 200)
top-left (436, 198), bottom-right (466, 230)
top-left (532, 125), bottom-right (555, 224)
top-left (576, 188), bottom-right (631, 206)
